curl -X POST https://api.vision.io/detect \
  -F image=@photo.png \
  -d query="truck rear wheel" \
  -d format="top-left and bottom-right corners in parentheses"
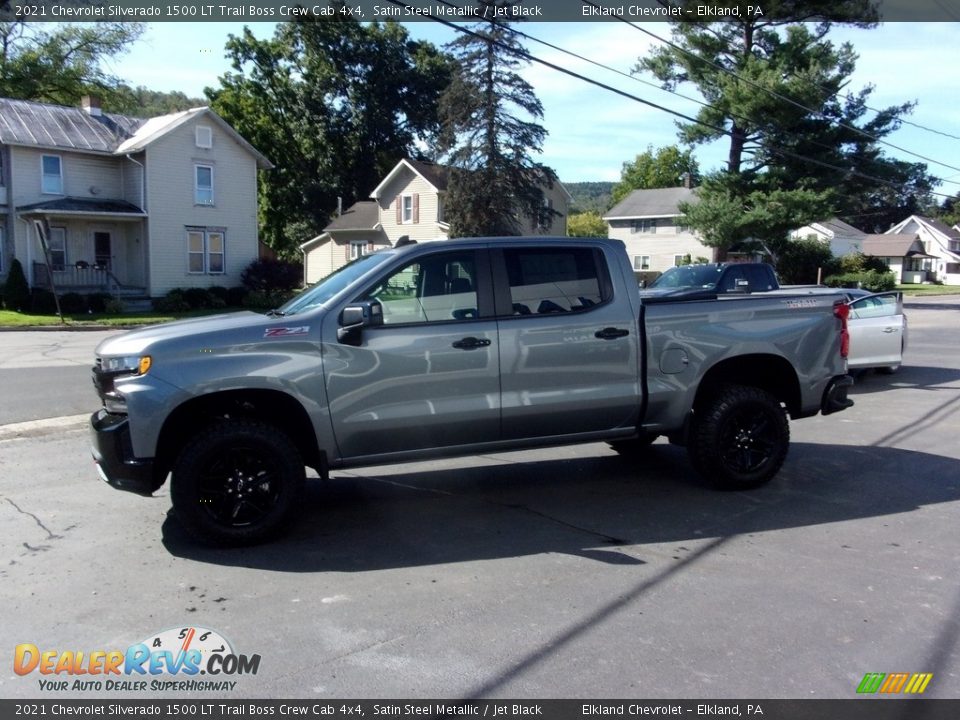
top-left (171, 419), bottom-right (305, 546)
top-left (688, 385), bottom-right (789, 490)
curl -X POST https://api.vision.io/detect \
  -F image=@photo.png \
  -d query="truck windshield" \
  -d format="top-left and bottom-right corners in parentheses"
top-left (278, 252), bottom-right (394, 316)
top-left (650, 265), bottom-right (722, 289)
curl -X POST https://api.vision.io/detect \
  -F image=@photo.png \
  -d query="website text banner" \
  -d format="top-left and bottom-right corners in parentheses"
top-left (2, 0), bottom-right (957, 23)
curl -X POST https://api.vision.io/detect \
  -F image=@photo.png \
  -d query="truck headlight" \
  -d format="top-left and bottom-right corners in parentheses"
top-left (101, 355), bottom-right (152, 376)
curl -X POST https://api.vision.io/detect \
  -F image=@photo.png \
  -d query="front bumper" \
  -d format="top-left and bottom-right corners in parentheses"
top-left (90, 410), bottom-right (163, 496)
top-left (821, 374), bottom-right (855, 416)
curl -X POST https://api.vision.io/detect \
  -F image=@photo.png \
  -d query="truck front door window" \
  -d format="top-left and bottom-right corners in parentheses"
top-left (365, 252), bottom-right (478, 324)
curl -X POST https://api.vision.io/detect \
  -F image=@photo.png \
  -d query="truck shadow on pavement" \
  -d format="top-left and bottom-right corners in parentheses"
top-left (161, 441), bottom-right (960, 572)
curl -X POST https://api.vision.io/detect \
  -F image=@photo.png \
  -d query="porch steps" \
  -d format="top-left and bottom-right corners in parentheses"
top-left (119, 296), bottom-right (153, 313)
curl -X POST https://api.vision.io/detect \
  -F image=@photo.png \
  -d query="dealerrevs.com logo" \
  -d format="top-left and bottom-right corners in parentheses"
top-left (14, 626), bottom-right (260, 692)
top-left (857, 672), bottom-right (934, 695)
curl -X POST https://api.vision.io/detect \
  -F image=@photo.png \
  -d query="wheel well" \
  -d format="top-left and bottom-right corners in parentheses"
top-left (694, 354), bottom-right (801, 417)
top-left (154, 390), bottom-right (323, 480)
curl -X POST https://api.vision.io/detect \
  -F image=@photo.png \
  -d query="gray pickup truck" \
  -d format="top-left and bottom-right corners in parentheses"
top-left (91, 237), bottom-right (854, 545)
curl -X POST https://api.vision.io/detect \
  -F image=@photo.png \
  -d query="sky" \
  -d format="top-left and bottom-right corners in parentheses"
top-left (102, 20), bottom-right (960, 198)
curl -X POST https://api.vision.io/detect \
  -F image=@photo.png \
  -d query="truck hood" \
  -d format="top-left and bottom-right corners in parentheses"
top-left (94, 311), bottom-right (295, 356)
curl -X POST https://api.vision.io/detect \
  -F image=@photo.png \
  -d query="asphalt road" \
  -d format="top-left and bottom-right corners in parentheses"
top-left (1, 299), bottom-right (958, 700)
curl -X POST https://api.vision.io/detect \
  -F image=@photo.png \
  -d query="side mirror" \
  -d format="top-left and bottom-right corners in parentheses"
top-left (337, 300), bottom-right (383, 345)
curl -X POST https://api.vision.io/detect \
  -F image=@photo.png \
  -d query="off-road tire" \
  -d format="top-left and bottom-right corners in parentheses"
top-left (171, 419), bottom-right (305, 546)
top-left (688, 385), bottom-right (789, 490)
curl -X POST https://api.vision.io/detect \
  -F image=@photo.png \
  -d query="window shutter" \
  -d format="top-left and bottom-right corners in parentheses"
top-left (413, 194), bottom-right (420, 224)
top-left (396, 199), bottom-right (402, 225)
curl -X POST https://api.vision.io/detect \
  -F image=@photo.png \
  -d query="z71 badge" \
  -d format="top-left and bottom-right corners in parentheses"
top-left (264, 326), bottom-right (310, 338)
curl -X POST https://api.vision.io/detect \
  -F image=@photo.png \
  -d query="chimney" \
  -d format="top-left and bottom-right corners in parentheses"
top-left (681, 172), bottom-right (692, 189)
top-left (81, 95), bottom-right (102, 117)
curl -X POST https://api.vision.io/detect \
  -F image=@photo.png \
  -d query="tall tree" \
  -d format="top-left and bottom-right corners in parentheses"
top-left (437, 1), bottom-right (556, 237)
top-left (636, 1), bottom-right (935, 252)
top-left (611, 145), bottom-right (699, 204)
top-left (207, 16), bottom-right (452, 254)
top-left (0, 21), bottom-right (144, 106)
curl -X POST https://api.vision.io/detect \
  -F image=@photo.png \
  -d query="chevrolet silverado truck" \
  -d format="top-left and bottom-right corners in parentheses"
top-left (91, 237), bottom-right (854, 545)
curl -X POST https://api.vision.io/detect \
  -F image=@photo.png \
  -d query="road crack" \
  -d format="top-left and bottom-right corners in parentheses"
top-left (4, 497), bottom-right (64, 541)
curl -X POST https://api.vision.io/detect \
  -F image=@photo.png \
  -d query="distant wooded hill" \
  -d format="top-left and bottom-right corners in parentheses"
top-left (564, 181), bottom-right (615, 214)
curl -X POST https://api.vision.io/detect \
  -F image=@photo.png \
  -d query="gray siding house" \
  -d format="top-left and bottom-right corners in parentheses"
top-left (0, 96), bottom-right (271, 298)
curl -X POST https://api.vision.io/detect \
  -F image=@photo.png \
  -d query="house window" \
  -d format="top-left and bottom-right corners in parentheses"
top-left (674, 255), bottom-right (685, 267)
top-left (48, 227), bottom-right (67, 270)
top-left (401, 195), bottom-right (414, 224)
top-left (630, 219), bottom-right (657, 234)
top-left (42, 155), bottom-right (63, 194)
top-left (947, 263), bottom-right (960, 274)
top-left (187, 227), bottom-right (225, 274)
top-left (634, 255), bottom-right (650, 271)
top-left (196, 126), bottom-right (213, 149)
top-left (194, 165), bottom-right (214, 205)
top-left (350, 240), bottom-right (369, 260)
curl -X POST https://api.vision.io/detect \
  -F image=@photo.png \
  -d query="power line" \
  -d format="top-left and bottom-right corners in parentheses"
top-left (580, 0), bottom-right (960, 176)
top-left (473, 10), bottom-right (960, 190)
top-left (387, 0), bottom-right (956, 201)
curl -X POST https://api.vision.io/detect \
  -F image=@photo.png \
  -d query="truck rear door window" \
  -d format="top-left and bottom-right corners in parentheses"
top-left (502, 247), bottom-right (606, 315)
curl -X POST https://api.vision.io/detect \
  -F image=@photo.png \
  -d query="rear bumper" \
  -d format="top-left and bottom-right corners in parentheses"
top-left (90, 410), bottom-right (162, 496)
top-left (821, 374), bottom-right (855, 416)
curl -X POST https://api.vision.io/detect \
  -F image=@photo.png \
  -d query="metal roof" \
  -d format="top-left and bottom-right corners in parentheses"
top-left (603, 187), bottom-right (698, 220)
top-left (17, 197), bottom-right (145, 216)
top-left (0, 98), bottom-right (146, 153)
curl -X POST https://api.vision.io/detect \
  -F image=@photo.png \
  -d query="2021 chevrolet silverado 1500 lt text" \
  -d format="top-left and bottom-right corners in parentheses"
top-left (91, 237), bottom-right (854, 545)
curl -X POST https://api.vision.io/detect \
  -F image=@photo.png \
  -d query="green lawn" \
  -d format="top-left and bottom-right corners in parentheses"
top-left (897, 284), bottom-right (960, 296)
top-left (0, 308), bottom-right (245, 329)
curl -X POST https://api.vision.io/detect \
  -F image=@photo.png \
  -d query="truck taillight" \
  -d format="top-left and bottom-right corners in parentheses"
top-left (834, 301), bottom-right (850, 358)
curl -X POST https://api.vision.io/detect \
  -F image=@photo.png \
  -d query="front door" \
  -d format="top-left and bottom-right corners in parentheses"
top-left (322, 248), bottom-right (501, 460)
top-left (847, 292), bottom-right (904, 369)
top-left (94, 232), bottom-right (112, 270)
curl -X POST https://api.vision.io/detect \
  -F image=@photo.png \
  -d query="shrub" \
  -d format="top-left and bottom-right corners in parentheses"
top-left (86, 293), bottom-right (113, 313)
top-left (776, 238), bottom-right (840, 285)
top-left (59, 292), bottom-right (87, 314)
top-left (4, 258), bottom-right (31, 312)
top-left (226, 286), bottom-right (249, 307)
top-left (104, 298), bottom-right (125, 315)
top-left (241, 258), bottom-right (302, 296)
top-left (153, 289), bottom-right (190, 313)
top-left (824, 270), bottom-right (896, 292)
top-left (30, 289), bottom-right (58, 315)
top-left (208, 285), bottom-right (229, 304)
top-left (183, 287), bottom-right (214, 309)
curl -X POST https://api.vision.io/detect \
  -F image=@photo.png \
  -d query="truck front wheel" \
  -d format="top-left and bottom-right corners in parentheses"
top-left (688, 385), bottom-right (789, 490)
top-left (170, 419), bottom-right (305, 545)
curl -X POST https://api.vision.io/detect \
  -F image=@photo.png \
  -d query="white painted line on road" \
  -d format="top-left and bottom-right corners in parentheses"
top-left (0, 413), bottom-right (89, 441)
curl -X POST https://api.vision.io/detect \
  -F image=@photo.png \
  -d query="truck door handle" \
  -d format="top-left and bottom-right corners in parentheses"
top-left (882, 327), bottom-right (898, 333)
top-left (595, 327), bottom-right (629, 340)
top-left (452, 337), bottom-right (491, 350)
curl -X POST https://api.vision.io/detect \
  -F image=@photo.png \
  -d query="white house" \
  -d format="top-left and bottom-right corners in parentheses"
top-left (301, 158), bottom-right (571, 282)
top-left (790, 217), bottom-right (867, 257)
top-left (603, 186), bottom-right (715, 274)
top-left (886, 215), bottom-right (960, 285)
top-left (0, 96), bottom-right (272, 298)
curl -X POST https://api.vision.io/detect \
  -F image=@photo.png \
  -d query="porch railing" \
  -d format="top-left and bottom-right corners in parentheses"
top-left (33, 262), bottom-right (112, 291)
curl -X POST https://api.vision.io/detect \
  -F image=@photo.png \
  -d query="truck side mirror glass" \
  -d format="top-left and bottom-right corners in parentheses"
top-left (337, 300), bottom-right (383, 345)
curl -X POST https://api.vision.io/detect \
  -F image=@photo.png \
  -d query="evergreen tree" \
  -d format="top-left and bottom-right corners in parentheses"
top-left (437, 2), bottom-right (556, 237)
top-left (637, 1), bottom-right (935, 251)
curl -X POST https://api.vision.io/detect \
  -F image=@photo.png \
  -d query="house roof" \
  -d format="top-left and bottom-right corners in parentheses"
top-left (861, 234), bottom-right (933, 258)
top-left (370, 158), bottom-right (572, 202)
top-left (0, 97), bottom-right (145, 154)
top-left (0, 97), bottom-right (272, 169)
top-left (370, 159), bottom-right (448, 199)
top-left (323, 201), bottom-right (380, 232)
top-left (17, 196), bottom-right (146, 216)
top-left (816, 217), bottom-right (865, 237)
top-left (918, 215), bottom-right (960, 240)
top-left (603, 187), bottom-right (697, 220)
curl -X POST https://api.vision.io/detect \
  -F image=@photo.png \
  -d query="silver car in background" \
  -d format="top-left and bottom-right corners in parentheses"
top-left (843, 290), bottom-right (908, 374)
